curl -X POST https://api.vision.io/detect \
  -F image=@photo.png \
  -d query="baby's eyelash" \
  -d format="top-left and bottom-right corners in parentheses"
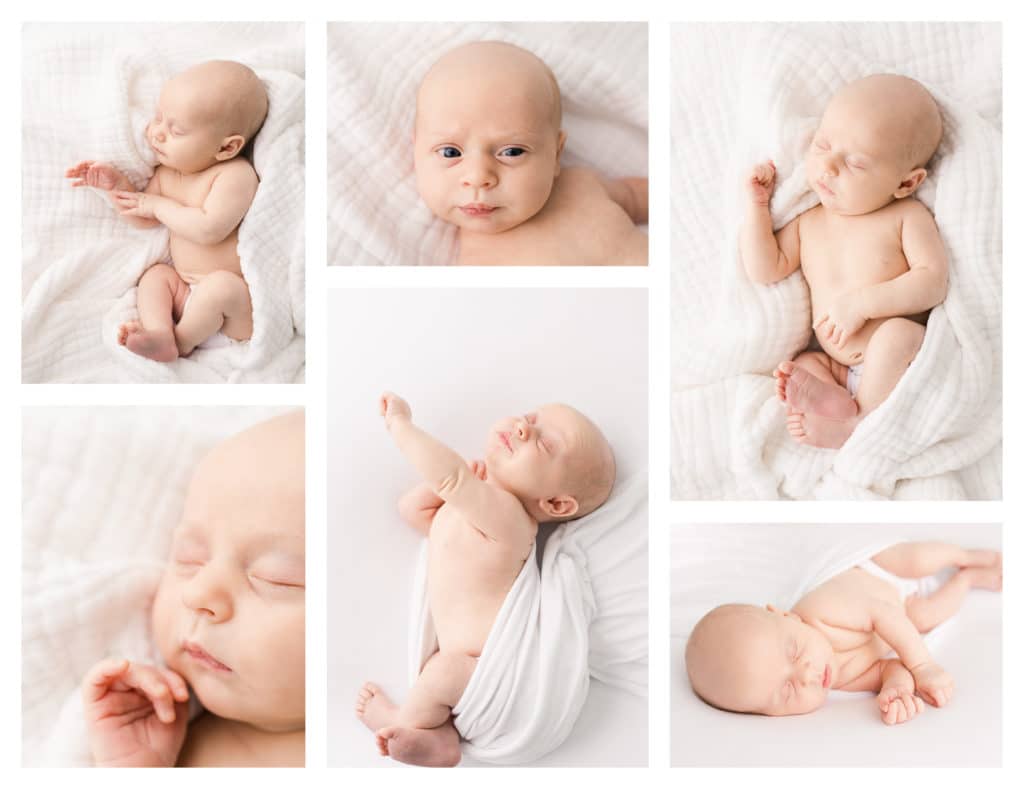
top-left (436, 146), bottom-right (462, 159)
top-left (498, 146), bottom-right (527, 158)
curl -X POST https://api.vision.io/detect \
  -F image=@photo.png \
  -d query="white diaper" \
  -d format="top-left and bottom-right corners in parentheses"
top-left (857, 559), bottom-right (953, 601)
top-left (844, 363), bottom-right (863, 397)
top-left (182, 284), bottom-right (237, 350)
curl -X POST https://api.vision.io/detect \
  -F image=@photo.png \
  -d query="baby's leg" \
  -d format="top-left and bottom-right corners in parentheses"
top-left (173, 270), bottom-right (253, 356)
top-left (396, 650), bottom-right (476, 730)
top-left (118, 263), bottom-right (189, 362)
top-left (851, 318), bottom-right (925, 413)
top-left (873, 542), bottom-right (1002, 633)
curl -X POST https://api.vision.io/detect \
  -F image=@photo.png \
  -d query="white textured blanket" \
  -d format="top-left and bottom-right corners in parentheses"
top-left (408, 471), bottom-right (647, 765)
top-left (327, 22), bottom-right (648, 265)
top-left (22, 407), bottom-right (285, 766)
top-left (671, 22), bottom-right (1001, 499)
top-left (22, 23), bottom-right (305, 383)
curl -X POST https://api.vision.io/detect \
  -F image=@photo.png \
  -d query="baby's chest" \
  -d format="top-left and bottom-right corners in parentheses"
top-left (800, 214), bottom-right (909, 291)
top-left (429, 510), bottom-right (518, 576)
top-left (157, 167), bottom-right (219, 207)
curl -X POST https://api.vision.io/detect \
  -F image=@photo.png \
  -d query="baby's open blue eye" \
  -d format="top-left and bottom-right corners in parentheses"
top-left (499, 147), bottom-right (527, 158)
top-left (438, 146), bottom-right (461, 159)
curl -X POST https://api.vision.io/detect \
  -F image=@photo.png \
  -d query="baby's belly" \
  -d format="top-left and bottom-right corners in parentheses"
top-left (169, 230), bottom-right (242, 285)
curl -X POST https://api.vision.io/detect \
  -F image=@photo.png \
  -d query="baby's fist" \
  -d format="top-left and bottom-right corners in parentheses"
top-left (380, 392), bottom-right (411, 428)
top-left (746, 161), bottom-right (777, 206)
top-left (877, 686), bottom-right (924, 725)
top-left (911, 661), bottom-right (954, 708)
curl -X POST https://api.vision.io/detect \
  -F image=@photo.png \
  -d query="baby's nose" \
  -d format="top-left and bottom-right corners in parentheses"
top-left (462, 154), bottom-right (497, 189)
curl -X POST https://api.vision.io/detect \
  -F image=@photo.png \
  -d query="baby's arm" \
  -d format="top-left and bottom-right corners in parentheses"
top-left (868, 598), bottom-right (954, 707)
top-left (603, 177), bottom-right (648, 225)
top-left (83, 657), bottom-right (190, 767)
top-left (65, 161), bottom-right (162, 230)
top-left (381, 393), bottom-right (525, 542)
top-left (876, 659), bottom-right (925, 725)
top-left (738, 162), bottom-right (801, 284)
top-left (112, 160), bottom-right (258, 245)
top-left (818, 203), bottom-right (948, 347)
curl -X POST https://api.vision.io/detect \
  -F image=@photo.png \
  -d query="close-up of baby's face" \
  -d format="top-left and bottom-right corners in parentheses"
top-left (804, 74), bottom-right (941, 216)
top-left (151, 412), bottom-right (305, 731)
top-left (484, 404), bottom-right (612, 520)
top-left (414, 42), bottom-right (565, 235)
top-left (146, 61), bottom-right (266, 175)
top-left (688, 605), bottom-right (835, 717)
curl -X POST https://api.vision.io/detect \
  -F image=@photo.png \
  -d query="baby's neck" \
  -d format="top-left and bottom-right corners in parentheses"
top-left (178, 713), bottom-right (305, 767)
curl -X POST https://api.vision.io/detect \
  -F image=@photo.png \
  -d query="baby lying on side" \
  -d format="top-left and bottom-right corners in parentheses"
top-left (82, 412), bottom-right (304, 766)
top-left (686, 542), bottom-right (1001, 725)
top-left (415, 41), bottom-right (648, 266)
top-left (356, 392), bottom-right (615, 766)
top-left (66, 60), bottom-right (268, 362)
top-left (740, 75), bottom-right (948, 448)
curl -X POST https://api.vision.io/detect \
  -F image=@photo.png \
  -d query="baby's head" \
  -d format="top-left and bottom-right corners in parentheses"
top-left (151, 411), bottom-right (304, 731)
top-left (414, 41), bottom-right (566, 234)
top-left (685, 604), bottom-right (835, 717)
top-left (806, 74), bottom-right (942, 215)
top-left (485, 404), bottom-right (615, 523)
top-left (147, 60), bottom-right (269, 174)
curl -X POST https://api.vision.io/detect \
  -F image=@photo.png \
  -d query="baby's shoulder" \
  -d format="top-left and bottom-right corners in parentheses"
top-left (884, 196), bottom-right (934, 225)
top-left (210, 157), bottom-right (259, 181)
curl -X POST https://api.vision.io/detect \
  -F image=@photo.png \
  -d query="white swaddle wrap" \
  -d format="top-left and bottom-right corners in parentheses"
top-left (408, 471), bottom-right (647, 764)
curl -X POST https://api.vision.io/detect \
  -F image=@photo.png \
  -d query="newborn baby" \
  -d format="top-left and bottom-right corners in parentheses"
top-left (739, 74), bottom-right (948, 447)
top-left (65, 60), bottom-right (268, 362)
top-left (355, 392), bottom-right (615, 766)
top-left (82, 412), bottom-right (304, 766)
top-left (686, 542), bottom-right (1001, 725)
top-left (414, 41), bottom-right (648, 266)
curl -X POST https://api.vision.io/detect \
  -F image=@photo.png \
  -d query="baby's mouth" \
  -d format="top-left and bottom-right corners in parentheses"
top-left (822, 664), bottom-right (832, 689)
top-left (499, 431), bottom-right (513, 453)
top-left (816, 179), bottom-right (835, 197)
top-left (183, 640), bottom-right (232, 672)
top-left (460, 203), bottom-right (498, 217)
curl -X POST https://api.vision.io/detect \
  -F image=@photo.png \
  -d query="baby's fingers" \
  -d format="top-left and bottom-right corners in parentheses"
top-left (158, 667), bottom-right (190, 704)
top-left (117, 662), bottom-right (180, 723)
top-left (83, 657), bottom-right (131, 703)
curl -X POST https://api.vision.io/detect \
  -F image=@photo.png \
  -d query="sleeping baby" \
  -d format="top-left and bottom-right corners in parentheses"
top-left (65, 60), bottom-right (268, 362)
top-left (414, 40), bottom-right (648, 266)
top-left (739, 74), bottom-right (948, 448)
top-left (355, 392), bottom-right (616, 766)
top-left (82, 411), bottom-right (304, 766)
top-left (686, 542), bottom-right (1001, 725)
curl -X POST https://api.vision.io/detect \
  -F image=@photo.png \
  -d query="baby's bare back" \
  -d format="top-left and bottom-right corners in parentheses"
top-left (793, 567), bottom-right (905, 691)
top-left (156, 162), bottom-right (250, 284)
top-left (456, 167), bottom-right (646, 266)
top-left (427, 505), bottom-right (532, 656)
top-left (799, 200), bottom-right (926, 366)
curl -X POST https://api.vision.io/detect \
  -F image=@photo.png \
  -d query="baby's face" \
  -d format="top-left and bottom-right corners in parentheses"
top-left (713, 608), bottom-right (835, 716)
top-left (146, 72), bottom-right (232, 175)
top-left (805, 86), bottom-right (921, 216)
top-left (414, 45), bottom-right (565, 235)
top-left (151, 413), bottom-right (305, 731)
top-left (484, 404), bottom-right (600, 519)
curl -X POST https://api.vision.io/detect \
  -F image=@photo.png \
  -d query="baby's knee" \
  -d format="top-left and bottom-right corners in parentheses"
top-left (870, 318), bottom-right (925, 361)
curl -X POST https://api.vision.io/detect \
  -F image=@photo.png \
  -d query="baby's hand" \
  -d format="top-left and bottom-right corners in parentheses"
top-left (65, 160), bottom-right (125, 191)
top-left (746, 161), bottom-right (777, 206)
top-left (877, 685), bottom-right (924, 725)
top-left (112, 191), bottom-right (158, 219)
top-left (469, 459), bottom-right (487, 481)
top-left (83, 657), bottom-right (190, 767)
top-left (815, 291), bottom-right (867, 349)
top-left (910, 661), bottom-right (955, 707)
top-left (380, 392), bottom-right (411, 429)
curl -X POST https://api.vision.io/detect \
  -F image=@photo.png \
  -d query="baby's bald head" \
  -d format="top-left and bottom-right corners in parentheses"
top-left (173, 60), bottom-right (269, 145)
top-left (829, 74), bottom-right (942, 169)
top-left (416, 41), bottom-right (562, 135)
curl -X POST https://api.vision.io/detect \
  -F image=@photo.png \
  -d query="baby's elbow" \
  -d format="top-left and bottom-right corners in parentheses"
top-left (435, 469), bottom-right (465, 500)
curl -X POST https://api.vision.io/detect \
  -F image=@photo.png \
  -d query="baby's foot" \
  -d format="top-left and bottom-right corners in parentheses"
top-left (355, 682), bottom-right (398, 734)
top-left (118, 322), bottom-right (179, 363)
top-left (376, 725), bottom-right (461, 768)
top-left (786, 409), bottom-right (858, 449)
top-left (962, 565), bottom-right (1002, 592)
top-left (775, 361), bottom-right (858, 419)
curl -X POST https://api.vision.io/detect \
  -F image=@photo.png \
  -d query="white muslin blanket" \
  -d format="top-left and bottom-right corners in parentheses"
top-left (22, 23), bottom-right (305, 383)
top-left (327, 22), bottom-right (648, 265)
top-left (671, 22), bottom-right (1001, 499)
top-left (408, 471), bottom-right (647, 764)
top-left (22, 407), bottom-right (284, 766)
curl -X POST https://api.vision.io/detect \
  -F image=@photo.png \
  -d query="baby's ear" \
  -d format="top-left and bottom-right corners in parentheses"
top-left (539, 494), bottom-right (579, 520)
top-left (894, 167), bottom-right (927, 198)
top-left (216, 134), bottom-right (246, 161)
top-left (553, 130), bottom-right (567, 176)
